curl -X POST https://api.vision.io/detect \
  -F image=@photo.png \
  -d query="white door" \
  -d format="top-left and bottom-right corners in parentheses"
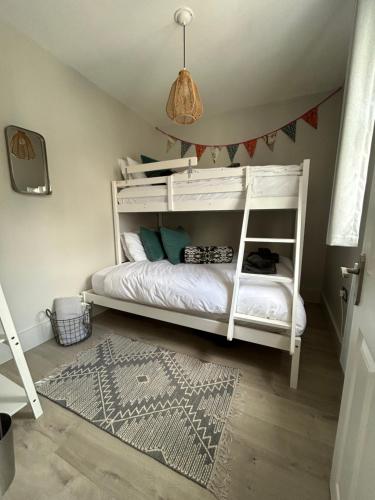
top-left (330, 166), bottom-right (375, 499)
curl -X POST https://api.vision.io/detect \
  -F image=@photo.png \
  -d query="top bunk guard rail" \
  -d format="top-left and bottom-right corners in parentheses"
top-left (124, 156), bottom-right (198, 178)
top-left (113, 158), bottom-right (308, 213)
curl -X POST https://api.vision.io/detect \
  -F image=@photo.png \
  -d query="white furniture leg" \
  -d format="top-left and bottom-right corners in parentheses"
top-left (290, 338), bottom-right (301, 389)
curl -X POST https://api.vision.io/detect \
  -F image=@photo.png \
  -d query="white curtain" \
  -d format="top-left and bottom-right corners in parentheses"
top-left (327, 0), bottom-right (375, 247)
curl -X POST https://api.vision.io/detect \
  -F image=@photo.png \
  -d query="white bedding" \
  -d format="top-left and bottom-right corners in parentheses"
top-left (92, 258), bottom-right (306, 335)
top-left (118, 165), bottom-right (300, 206)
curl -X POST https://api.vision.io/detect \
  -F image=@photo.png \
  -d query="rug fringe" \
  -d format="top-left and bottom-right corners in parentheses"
top-left (207, 370), bottom-right (242, 500)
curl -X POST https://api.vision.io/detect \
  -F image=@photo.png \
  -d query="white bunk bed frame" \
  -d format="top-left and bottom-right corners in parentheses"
top-left (83, 157), bottom-right (310, 389)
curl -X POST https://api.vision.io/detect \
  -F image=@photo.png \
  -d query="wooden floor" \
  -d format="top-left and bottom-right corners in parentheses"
top-left (1, 303), bottom-right (343, 500)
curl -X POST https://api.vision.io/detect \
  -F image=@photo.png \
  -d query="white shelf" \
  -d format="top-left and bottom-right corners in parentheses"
top-left (0, 373), bottom-right (28, 416)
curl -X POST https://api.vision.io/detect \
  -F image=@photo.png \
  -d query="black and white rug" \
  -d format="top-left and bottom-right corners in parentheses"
top-left (36, 334), bottom-right (241, 499)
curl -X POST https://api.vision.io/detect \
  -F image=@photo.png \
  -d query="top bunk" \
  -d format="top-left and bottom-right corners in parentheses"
top-left (113, 157), bottom-right (310, 213)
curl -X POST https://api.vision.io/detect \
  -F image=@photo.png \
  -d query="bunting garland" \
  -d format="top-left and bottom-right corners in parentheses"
top-left (262, 131), bottom-right (277, 151)
top-left (281, 121), bottom-right (297, 142)
top-left (166, 135), bottom-right (177, 152)
top-left (156, 87), bottom-right (340, 162)
top-left (195, 144), bottom-right (206, 160)
top-left (244, 139), bottom-right (257, 158)
top-left (227, 144), bottom-right (239, 163)
top-left (210, 146), bottom-right (222, 163)
top-left (302, 108), bottom-right (318, 129)
top-left (181, 141), bottom-right (191, 158)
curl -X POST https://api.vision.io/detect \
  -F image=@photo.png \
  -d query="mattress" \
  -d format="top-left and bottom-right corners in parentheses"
top-left (118, 165), bottom-right (301, 206)
top-left (91, 257), bottom-right (306, 335)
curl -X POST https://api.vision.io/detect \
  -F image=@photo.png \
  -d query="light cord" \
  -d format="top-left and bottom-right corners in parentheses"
top-left (183, 24), bottom-right (186, 69)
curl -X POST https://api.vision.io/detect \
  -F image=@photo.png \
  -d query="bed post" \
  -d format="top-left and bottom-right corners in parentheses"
top-left (290, 337), bottom-right (301, 389)
top-left (298, 159), bottom-right (309, 284)
top-left (111, 181), bottom-right (122, 265)
top-left (289, 160), bottom-right (309, 388)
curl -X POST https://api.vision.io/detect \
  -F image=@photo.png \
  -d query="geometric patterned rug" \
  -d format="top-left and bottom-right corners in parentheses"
top-left (36, 334), bottom-right (241, 500)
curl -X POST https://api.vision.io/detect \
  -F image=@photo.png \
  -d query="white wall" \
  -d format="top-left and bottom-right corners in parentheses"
top-left (0, 21), bottom-right (164, 340)
top-left (162, 91), bottom-right (343, 301)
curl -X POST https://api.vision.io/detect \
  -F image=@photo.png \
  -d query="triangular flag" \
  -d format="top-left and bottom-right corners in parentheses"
top-left (262, 131), bottom-right (277, 151)
top-left (210, 146), bottom-right (222, 164)
top-left (195, 144), bottom-right (206, 161)
top-left (281, 121), bottom-right (296, 142)
top-left (226, 144), bottom-right (239, 163)
top-left (181, 141), bottom-right (191, 158)
top-left (166, 136), bottom-right (177, 153)
top-left (243, 139), bottom-right (257, 158)
top-left (302, 108), bottom-right (318, 129)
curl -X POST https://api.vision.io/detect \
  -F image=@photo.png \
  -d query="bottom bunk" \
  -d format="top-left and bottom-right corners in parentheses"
top-left (83, 258), bottom-right (306, 388)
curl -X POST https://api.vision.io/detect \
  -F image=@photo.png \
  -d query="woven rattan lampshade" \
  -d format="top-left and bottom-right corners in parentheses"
top-left (10, 130), bottom-right (35, 160)
top-left (166, 69), bottom-right (203, 125)
top-left (166, 7), bottom-right (203, 125)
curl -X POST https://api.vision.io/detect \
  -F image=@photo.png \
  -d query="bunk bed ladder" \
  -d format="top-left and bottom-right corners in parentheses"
top-left (227, 173), bottom-right (253, 342)
top-left (0, 283), bottom-right (43, 419)
top-left (227, 161), bottom-right (309, 365)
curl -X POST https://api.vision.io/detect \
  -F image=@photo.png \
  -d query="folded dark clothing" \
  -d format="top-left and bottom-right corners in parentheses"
top-left (243, 249), bottom-right (277, 275)
top-left (249, 247), bottom-right (279, 263)
top-left (246, 253), bottom-right (274, 269)
top-left (242, 260), bottom-right (276, 275)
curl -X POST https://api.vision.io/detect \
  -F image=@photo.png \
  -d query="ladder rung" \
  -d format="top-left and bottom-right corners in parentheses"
top-left (244, 238), bottom-right (296, 243)
top-left (239, 272), bottom-right (293, 283)
top-left (0, 336), bottom-right (7, 344)
top-left (233, 313), bottom-right (291, 330)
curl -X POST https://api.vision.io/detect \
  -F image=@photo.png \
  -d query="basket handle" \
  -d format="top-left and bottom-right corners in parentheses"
top-left (45, 309), bottom-right (53, 319)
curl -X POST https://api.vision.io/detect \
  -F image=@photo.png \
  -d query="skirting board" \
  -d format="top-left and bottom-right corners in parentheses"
top-left (0, 305), bottom-right (106, 365)
top-left (321, 292), bottom-right (342, 351)
top-left (0, 319), bottom-right (53, 365)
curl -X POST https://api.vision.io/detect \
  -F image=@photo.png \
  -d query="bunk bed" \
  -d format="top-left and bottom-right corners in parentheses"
top-left (83, 157), bottom-right (310, 389)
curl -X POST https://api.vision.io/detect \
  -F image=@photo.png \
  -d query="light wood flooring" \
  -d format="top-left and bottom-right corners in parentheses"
top-left (1, 303), bottom-right (343, 500)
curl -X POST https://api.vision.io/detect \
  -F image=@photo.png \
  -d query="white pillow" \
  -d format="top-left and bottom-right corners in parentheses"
top-left (118, 157), bottom-right (146, 180)
top-left (120, 232), bottom-right (148, 262)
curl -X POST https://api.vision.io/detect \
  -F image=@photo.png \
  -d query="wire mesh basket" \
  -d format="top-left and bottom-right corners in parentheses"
top-left (46, 302), bottom-right (93, 346)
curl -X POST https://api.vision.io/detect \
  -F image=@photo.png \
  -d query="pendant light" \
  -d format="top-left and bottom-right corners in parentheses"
top-left (10, 130), bottom-right (36, 160)
top-left (166, 7), bottom-right (203, 125)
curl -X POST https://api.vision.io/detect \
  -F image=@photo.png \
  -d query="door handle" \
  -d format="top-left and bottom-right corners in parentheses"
top-left (341, 265), bottom-right (360, 276)
top-left (341, 254), bottom-right (366, 305)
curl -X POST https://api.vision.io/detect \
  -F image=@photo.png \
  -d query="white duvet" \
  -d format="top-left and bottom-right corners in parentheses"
top-left (92, 258), bottom-right (306, 336)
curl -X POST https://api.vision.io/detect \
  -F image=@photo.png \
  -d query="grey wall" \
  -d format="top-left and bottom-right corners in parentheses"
top-left (0, 21), bottom-right (164, 336)
top-left (162, 91), bottom-right (343, 301)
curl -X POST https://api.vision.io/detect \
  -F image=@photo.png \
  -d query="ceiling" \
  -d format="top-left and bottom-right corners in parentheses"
top-left (0, 0), bottom-right (355, 126)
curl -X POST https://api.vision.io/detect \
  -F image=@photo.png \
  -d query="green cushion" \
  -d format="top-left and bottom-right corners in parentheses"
top-left (160, 227), bottom-right (191, 265)
top-left (139, 227), bottom-right (166, 262)
top-left (141, 154), bottom-right (173, 178)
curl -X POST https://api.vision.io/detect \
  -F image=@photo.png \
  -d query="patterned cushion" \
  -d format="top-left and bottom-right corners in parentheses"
top-left (184, 246), bottom-right (234, 264)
